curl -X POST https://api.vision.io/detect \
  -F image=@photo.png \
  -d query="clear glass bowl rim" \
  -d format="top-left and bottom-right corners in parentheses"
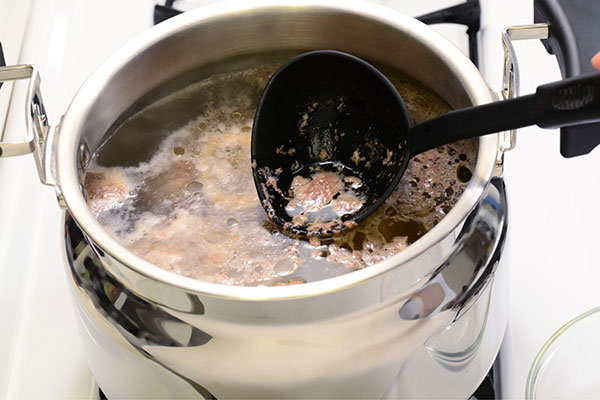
top-left (525, 306), bottom-right (600, 399)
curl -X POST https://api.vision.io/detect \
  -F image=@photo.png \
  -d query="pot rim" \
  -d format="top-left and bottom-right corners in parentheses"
top-left (56, 0), bottom-right (499, 301)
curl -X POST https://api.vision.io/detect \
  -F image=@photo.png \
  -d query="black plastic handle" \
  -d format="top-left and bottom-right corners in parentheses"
top-left (534, 0), bottom-right (597, 80)
top-left (535, 73), bottom-right (600, 128)
top-left (408, 72), bottom-right (600, 156)
top-left (534, 0), bottom-right (600, 157)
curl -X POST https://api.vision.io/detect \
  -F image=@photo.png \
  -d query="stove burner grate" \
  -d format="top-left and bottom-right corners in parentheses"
top-left (416, 0), bottom-right (480, 67)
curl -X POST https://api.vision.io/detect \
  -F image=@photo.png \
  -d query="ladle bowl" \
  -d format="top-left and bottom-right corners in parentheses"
top-left (252, 50), bottom-right (600, 236)
top-left (252, 51), bottom-right (410, 236)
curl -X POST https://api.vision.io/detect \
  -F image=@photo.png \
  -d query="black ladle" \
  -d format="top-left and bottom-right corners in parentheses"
top-left (251, 50), bottom-right (600, 237)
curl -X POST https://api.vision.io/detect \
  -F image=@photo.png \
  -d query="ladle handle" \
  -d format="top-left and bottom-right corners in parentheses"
top-left (408, 72), bottom-right (600, 156)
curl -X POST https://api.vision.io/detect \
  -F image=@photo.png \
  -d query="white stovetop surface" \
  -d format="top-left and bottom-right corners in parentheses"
top-left (0, 0), bottom-right (598, 398)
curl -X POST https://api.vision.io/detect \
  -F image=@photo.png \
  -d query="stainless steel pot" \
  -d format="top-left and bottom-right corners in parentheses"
top-left (1, 1), bottom-right (510, 398)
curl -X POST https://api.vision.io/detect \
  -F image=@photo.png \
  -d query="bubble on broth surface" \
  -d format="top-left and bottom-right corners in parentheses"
top-left (84, 63), bottom-right (477, 286)
top-left (274, 258), bottom-right (298, 276)
top-left (186, 181), bottom-right (203, 194)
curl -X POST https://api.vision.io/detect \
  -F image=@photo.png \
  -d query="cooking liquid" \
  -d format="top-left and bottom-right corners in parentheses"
top-left (84, 63), bottom-right (477, 286)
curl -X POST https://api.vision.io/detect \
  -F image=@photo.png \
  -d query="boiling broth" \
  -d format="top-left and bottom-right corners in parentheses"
top-left (84, 63), bottom-right (477, 286)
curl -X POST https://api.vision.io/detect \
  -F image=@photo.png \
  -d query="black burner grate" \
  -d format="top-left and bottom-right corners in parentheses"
top-left (471, 366), bottom-right (498, 399)
top-left (0, 42), bottom-right (5, 91)
top-left (416, 0), bottom-right (480, 68)
top-left (154, 0), bottom-right (181, 25)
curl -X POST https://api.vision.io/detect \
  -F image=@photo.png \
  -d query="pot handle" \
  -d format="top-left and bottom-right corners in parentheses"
top-left (534, 0), bottom-right (600, 157)
top-left (0, 50), bottom-right (56, 187)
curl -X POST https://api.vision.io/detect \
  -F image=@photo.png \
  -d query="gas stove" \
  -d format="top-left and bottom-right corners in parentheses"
top-left (1, 1), bottom-right (599, 399)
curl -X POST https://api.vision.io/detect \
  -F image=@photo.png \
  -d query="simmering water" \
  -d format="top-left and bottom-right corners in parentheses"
top-left (84, 63), bottom-right (477, 286)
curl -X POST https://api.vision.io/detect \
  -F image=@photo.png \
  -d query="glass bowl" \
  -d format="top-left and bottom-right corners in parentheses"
top-left (526, 306), bottom-right (600, 399)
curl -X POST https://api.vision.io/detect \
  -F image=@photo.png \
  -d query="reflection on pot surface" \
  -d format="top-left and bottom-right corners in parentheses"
top-left (84, 63), bottom-right (477, 286)
top-left (66, 176), bottom-right (507, 398)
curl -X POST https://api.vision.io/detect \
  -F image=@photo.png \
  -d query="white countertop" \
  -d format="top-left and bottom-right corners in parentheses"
top-left (0, 0), bottom-right (599, 398)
